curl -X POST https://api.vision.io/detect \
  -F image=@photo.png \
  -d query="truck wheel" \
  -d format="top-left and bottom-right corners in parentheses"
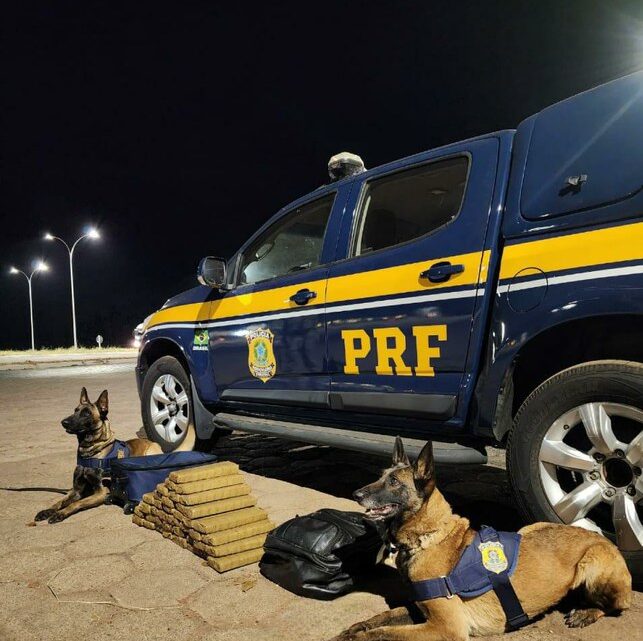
top-left (507, 360), bottom-right (643, 580)
top-left (141, 356), bottom-right (193, 450)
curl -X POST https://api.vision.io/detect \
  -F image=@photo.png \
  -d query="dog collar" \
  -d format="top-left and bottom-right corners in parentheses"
top-left (76, 440), bottom-right (129, 472)
top-left (409, 526), bottom-right (528, 629)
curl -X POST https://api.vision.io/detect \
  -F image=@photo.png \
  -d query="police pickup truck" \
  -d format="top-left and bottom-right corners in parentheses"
top-left (137, 71), bottom-right (643, 571)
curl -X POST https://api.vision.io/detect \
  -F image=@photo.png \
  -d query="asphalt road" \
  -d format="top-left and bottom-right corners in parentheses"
top-left (0, 364), bottom-right (640, 641)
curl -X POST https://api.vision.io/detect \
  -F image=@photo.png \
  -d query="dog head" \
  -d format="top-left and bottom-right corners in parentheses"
top-left (353, 437), bottom-right (435, 522)
top-left (61, 387), bottom-right (109, 435)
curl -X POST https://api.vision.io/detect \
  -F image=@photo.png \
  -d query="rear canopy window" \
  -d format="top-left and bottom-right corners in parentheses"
top-left (239, 194), bottom-right (334, 285)
top-left (353, 156), bottom-right (469, 256)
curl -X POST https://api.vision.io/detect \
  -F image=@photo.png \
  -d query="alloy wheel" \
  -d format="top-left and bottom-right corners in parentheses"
top-left (538, 402), bottom-right (643, 550)
top-left (149, 373), bottom-right (190, 444)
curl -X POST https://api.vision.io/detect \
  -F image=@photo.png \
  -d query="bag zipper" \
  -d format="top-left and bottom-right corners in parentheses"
top-left (110, 455), bottom-right (217, 472)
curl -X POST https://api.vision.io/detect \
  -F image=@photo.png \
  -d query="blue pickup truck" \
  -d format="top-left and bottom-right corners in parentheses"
top-left (137, 71), bottom-right (643, 571)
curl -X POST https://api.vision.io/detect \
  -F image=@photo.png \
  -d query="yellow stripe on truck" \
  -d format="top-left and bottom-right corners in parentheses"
top-left (147, 277), bottom-right (327, 328)
top-left (500, 220), bottom-right (643, 281)
top-left (147, 302), bottom-right (213, 328)
top-left (326, 249), bottom-right (487, 304)
top-left (147, 248), bottom-right (489, 328)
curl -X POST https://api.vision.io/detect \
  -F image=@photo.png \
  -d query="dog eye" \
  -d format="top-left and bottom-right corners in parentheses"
top-left (389, 476), bottom-right (400, 486)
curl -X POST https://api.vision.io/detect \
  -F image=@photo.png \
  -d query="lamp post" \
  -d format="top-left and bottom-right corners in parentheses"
top-left (9, 261), bottom-right (49, 350)
top-left (44, 228), bottom-right (100, 349)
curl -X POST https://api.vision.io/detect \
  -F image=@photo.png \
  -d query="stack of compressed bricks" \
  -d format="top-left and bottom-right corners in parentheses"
top-left (132, 461), bottom-right (274, 572)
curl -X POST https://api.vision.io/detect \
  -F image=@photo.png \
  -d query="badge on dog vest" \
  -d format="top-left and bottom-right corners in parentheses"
top-left (247, 328), bottom-right (276, 382)
top-left (479, 540), bottom-right (508, 573)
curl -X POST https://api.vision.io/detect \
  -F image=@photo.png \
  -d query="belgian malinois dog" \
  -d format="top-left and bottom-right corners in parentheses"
top-left (334, 438), bottom-right (632, 640)
top-left (35, 387), bottom-right (195, 524)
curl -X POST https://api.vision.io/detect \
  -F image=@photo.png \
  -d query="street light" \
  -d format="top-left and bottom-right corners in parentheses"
top-left (9, 261), bottom-right (49, 350)
top-left (44, 227), bottom-right (100, 348)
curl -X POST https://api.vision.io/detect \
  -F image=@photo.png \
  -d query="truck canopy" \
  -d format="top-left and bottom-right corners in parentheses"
top-left (519, 70), bottom-right (643, 220)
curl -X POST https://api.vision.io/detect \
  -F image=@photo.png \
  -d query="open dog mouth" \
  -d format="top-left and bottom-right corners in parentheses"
top-left (364, 504), bottom-right (398, 520)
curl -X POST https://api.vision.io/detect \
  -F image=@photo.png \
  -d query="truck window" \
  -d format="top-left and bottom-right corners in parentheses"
top-left (353, 156), bottom-right (469, 256)
top-left (239, 194), bottom-right (335, 285)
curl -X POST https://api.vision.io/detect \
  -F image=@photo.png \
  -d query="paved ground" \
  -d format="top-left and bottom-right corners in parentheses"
top-left (0, 365), bottom-right (640, 641)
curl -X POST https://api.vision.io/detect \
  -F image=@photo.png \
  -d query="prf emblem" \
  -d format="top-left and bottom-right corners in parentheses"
top-left (247, 328), bottom-right (276, 383)
top-left (478, 541), bottom-right (508, 574)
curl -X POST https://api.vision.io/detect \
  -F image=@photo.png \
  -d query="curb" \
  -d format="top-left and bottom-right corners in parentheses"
top-left (0, 351), bottom-right (138, 371)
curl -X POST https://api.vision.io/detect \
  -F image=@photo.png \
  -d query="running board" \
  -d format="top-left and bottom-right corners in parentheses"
top-left (212, 413), bottom-right (487, 465)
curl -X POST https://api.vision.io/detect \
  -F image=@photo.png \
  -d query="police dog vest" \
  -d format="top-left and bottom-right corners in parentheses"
top-left (76, 440), bottom-right (129, 473)
top-left (410, 526), bottom-right (528, 629)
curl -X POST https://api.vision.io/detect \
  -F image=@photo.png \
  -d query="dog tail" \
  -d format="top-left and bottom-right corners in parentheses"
top-left (172, 422), bottom-right (197, 452)
top-left (0, 486), bottom-right (69, 494)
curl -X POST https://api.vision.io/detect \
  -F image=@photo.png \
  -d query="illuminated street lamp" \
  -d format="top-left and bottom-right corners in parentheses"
top-left (9, 261), bottom-right (49, 350)
top-left (44, 228), bottom-right (100, 348)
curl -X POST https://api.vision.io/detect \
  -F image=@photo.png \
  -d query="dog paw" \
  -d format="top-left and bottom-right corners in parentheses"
top-left (335, 632), bottom-right (371, 641)
top-left (34, 509), bottom-right (55, 521)
top-left (327, 629), bottom-right (364, 641)
top-left (564, 608), bottom-right (603, 628)
top-left (47, 512), bottom-right (67, 524)
top-left (345, 622), bottom-right (369, 636)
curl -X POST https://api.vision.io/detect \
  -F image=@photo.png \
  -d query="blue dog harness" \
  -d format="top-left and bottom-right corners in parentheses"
top-left (76, 440), bottom-right (129, 473)
top-left (410, 526), bottom-right (528, 629)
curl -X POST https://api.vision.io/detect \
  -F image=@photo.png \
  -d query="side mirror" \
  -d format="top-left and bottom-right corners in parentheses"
top-left (197, 256), bottom-right (227, 288)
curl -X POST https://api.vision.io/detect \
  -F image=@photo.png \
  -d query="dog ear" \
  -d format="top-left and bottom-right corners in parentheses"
top-left (413, 441), bottom-right (435, 494)
top-left (96, 390), bottom-right (109, 418)
top-left (80, 387), bottom-right (90, 405)
top-left (392, 436), bottom-right (410, 466)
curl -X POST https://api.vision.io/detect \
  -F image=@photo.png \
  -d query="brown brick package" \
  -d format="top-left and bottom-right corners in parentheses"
top-left (132, 461), bottom-right (272, 572)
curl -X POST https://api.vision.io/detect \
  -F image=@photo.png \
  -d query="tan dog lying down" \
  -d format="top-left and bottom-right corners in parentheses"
top-left (35, 387), bottom-right (195, 523)
top-left (331, 438), bottom-right (632, 641)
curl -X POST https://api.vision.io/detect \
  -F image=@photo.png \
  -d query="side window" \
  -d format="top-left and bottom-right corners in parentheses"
top-left (353, 156), bottom-right (469, 256)
top-left (239, 194), bottom-right (335, 285)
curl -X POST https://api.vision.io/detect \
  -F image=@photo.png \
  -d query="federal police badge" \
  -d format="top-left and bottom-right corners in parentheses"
top-left (478, 540), bottom-right (509, 574)
top-left (247, 328), bottom-right (276, 382)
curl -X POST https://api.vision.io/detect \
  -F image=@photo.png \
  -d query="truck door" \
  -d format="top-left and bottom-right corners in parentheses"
top-left (207, 186), bottom-right (349, 409)
top-left (325, 138), bottom-right (499, 421)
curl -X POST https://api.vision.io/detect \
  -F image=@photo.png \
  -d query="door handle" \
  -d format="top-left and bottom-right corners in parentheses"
top-left (420, 261), bottom-right (465, 283)
top-left (289, 288), bottom-right (317, 305)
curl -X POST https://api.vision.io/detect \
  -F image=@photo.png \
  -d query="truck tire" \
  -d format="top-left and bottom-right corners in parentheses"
top-left (507, 360), bottom-right (643, 581)
top-left (141, 356), bottom-right (193, 450)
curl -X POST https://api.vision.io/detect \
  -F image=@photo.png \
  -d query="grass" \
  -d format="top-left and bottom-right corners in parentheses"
top-left (0, 347), bottom-right (137, 356)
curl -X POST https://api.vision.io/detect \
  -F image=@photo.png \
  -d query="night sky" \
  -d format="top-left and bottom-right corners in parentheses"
top-left (2, 2), bottom-right (643, 349)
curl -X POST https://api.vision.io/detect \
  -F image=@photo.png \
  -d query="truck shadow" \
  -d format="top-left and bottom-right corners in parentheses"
top-left (212, 432), bottom-right (525, 532)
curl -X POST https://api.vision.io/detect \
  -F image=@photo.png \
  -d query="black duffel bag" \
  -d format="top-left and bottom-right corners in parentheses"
top-left (259, 508), bottom-right (383, 599)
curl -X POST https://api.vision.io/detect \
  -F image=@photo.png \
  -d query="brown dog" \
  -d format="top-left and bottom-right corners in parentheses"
top-left (334, 437), bottom-right (632, 640)
top-left (35, 387), bottom-right (194, 523)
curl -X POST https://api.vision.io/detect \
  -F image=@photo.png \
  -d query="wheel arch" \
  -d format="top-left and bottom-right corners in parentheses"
top-left (492, 314), bottom-right (643, 441)
top-left (138, 337), bottom-right (191, 382)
